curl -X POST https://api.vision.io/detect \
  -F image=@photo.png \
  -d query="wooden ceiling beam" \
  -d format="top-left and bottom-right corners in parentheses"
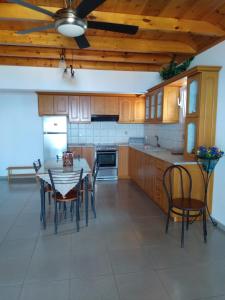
top-left (0, 46), bottom-right (173, 64)
top-left (0, 30), bottom-right (196, 54)
top-left (0, 56), bottom-right (161, 71)
top-left (0, 3), bottom-right (224, 37)
top-left (89, 11), bottom-right (225, 37)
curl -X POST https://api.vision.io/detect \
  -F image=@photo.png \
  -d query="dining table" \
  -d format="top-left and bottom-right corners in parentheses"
top-left (36, 158), bottom-right (91, 229)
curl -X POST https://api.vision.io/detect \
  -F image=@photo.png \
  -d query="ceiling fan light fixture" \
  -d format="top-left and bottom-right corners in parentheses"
top-left (55, 15), bottom-right (87, 37)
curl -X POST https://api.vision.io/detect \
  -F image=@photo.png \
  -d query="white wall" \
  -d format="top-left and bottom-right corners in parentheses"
top-left (0, 92), bottom-right (43, 176)
top-left (190, 41), bottom-right (225, 226)
top-left (0, 66), bottom-right (160, 94)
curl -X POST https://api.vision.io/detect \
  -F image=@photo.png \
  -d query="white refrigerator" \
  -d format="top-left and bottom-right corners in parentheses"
top-left (43, 116), bottom-right (67, 162)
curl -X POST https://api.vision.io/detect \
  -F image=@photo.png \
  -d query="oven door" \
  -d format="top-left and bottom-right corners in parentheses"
top-left (96, 150), bottom-right (117, 168)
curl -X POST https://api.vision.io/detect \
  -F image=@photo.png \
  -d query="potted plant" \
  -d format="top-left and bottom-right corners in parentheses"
top-left (196, 146), bottom-right (224, 172)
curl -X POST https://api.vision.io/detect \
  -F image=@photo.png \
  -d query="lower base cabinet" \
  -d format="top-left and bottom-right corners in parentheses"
top-left (118, 146), bottom-right (130, 179)
top-left (129, 147), bottom-right (208, 220)
top-left (68, 146), bottom-right (94, 170)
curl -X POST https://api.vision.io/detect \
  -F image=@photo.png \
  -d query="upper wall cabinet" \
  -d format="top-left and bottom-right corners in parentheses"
top-left (145, 86), bottom-right (179, 124)
top-left (53, 95), bottom-right (69, 115)
top-left (119, 97), bottom-right (145, 123)
top-left (69, 96), bottom-right (91, 123)
top-left (184, 68), bottom-right (220, 160)
top-left (91, 96), bottom-right (119, 115)
top-left (38, 95), bottom-right (54, 115)
top-left (38, 94), bottom-right (68, 115)
top-left (186, 74), bottom-right (201, 117)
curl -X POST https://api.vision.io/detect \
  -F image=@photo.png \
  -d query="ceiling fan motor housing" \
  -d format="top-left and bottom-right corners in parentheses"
top-left (55, 8), bottom-right (87, 37)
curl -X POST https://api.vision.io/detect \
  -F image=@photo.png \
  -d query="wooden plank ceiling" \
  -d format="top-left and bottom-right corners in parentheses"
top-left (0, 0), bottom-right (225, 71)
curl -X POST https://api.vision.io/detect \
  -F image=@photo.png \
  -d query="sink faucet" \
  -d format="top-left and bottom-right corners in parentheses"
top-left (155, 135), bottom-right (160, 147)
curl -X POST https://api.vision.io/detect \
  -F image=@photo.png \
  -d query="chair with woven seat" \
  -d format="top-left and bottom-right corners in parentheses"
top-left (48, 168), bottom-right (83, 233)
top-left (163, 165), bottom-right (207, 248)
top-left (33, 159), bottom-right (52, 205)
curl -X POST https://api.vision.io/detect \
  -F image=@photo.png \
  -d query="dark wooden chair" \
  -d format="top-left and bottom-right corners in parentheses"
top-left (48, 168), bottom-right (83, 233)
top-left (33, 159), bottom-right (52, 205)
top-left (163, 165), bottom-right (207, 247)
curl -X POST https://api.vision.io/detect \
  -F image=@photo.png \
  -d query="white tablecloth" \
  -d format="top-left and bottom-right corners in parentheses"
top-left (38, 172), bottom-right (88, 197)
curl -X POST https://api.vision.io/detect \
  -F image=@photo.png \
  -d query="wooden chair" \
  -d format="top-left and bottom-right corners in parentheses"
top-left (163, 165), bottom-right (207, 248)
top-left (48, 168), bottom-right (83, 234)
top-left (33, 159), bottom-right (52, 205)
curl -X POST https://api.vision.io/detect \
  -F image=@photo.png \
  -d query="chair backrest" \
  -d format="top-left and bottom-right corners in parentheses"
top-left (163, 165), bottom-right (192, 206)
top-left (33, 159), bottom-right (42, 173)
top-left (48, 168), bottom-right (83, 197)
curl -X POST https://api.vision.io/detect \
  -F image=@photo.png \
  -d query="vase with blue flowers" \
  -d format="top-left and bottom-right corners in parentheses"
top-left (196, 146), bottom-right (224, 172)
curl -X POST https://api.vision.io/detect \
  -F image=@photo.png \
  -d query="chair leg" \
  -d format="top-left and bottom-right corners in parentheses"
top-left (181, 211), bottom-right (185, 248)
top-left (186, 211), bottom-right (189, 231)
top-left (91, 192), bottom-right (97, 218)
top-left (48, 191), bottom-right (51, 205)
top-left (165, 208), bottom-right (170, 233)
top-left (63, 203), bottom-right (67, 219)
top-left (54, 201), bottom-right (58, 234)
top-left (203, 208), bottom-right (207, 243)
top-left (75, 200), bottom-right (80, 232)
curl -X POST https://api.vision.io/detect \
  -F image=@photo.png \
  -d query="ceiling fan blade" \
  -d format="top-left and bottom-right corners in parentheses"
top-left (88, 21), bottom-right (138, 35)
top-left (7, 0), bottom-right (55, 18)
top-left (76, 0), bottom-right (106, 18)
top-left (74, 35), bottom-right (90, 49)
top-left (17, 23), bottom-right (55, 34)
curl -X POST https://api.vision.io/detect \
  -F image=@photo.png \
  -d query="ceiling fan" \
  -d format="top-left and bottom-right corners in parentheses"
top-left (8, 0), bottom-right (139, 49)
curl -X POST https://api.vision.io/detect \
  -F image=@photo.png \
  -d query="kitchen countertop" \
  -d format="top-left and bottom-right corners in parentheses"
top-left (129, 144), bottom-right (196, 165)
top-left (68, 143), bottom-right (196, 165)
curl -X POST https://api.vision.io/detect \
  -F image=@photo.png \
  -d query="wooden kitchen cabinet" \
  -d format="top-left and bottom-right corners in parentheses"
top-left (38, 94), bottom-right (68, 115)
top-left (38, 95), bottom-right (54, 115)
top-left (69, 146), bottom-right (94, 169)
top-left (129, 147), bottom-right (171, 214)
top-left (145, 86), bottom-right (179, 124)
top-left (91, 96), bottom-right (105, 115)
top-left (119, 97), bottom-right (145, 123)
top-left (133, 97), bottom-right (145, 122)
top-left (68, 96), bottom-right (79, 122)
top-left (184, 68), bottom-right (220, 159)
top-left (186, 73), bottom-right (201, 118)
top-left (53, 95), bottom-right (69, 115)
top-left (91, 96), bottom-right (119, 115)
top-left (69, 96), bottom-right (91, 123)
top-left (119, 98), bottom-right (133, 122)
top-left (118, 146), bottom-right (130, 179)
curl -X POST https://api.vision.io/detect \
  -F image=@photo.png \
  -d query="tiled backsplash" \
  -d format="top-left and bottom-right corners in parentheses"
top-left (144, 123), bottom-right (185, 151)
top-left (68, 122), bottom-right (144, 144)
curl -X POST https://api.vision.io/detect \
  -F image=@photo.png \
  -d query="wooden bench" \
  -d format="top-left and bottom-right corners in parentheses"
top-left (7, 166), bottom-right (36, 182)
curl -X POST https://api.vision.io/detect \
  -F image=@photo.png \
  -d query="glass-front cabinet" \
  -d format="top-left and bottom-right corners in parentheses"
top-left (187, 74), bottom-right (200, 117)
top-left (184, 118), bottom-right (198, 157)
top-left (145, 95), bottom-right (150, 122)
top-left (156, 89), bottom-right (163, 121)
top-left (150, 94), bottom-right (156, 121)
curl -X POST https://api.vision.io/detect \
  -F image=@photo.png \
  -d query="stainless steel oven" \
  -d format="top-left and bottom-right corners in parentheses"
top-left (96, 145), bottom-right (118, 180)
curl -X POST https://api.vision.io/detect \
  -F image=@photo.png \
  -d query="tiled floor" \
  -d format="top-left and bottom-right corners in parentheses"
top-left (0, 179), bottom-right (225, 300)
